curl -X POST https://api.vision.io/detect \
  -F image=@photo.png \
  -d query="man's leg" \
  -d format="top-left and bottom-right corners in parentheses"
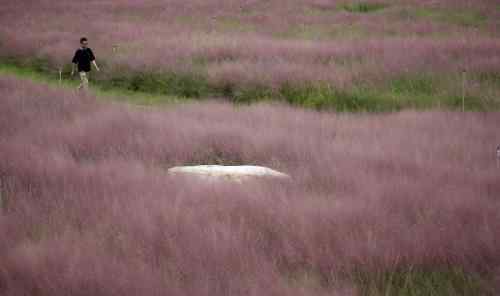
top-left (78, 71), bottom-right (89, 91)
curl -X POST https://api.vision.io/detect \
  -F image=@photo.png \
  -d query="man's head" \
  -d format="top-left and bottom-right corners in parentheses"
top-left (80, 37), bottom-right (88, 48)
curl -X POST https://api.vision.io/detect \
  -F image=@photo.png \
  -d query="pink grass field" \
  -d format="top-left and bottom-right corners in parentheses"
top-left (1, 75), bottom-right (500, 294)
top-left (1, 0), bottom-right (500, 94)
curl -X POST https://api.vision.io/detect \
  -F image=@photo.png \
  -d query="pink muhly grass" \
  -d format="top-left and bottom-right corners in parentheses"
top-left (1, 76), bottom-right (500, 294)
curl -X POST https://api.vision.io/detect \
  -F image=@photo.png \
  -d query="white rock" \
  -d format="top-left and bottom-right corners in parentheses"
top-left (168, 165), bottom-right (290, 182)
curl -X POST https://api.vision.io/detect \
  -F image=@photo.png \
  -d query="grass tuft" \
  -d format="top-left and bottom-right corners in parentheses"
top-left (342, 2), bottom-right (388, 13)
top-left (354, 268), bottom-right (491, 296)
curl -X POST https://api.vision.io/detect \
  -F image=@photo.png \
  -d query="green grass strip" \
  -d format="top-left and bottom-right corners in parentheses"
top-left (1, 56), bottom-right (496, 112)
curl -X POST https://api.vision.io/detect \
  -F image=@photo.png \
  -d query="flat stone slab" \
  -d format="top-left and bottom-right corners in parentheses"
top-left (168, 165), bottom-right (290, 182)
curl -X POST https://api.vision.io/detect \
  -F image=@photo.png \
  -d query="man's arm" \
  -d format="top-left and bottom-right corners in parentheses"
top-left (71, 63), bottom-right (77, 76)
top-left (92, 60), bottom-right (100, 72)
top-left (89, 48), bottom-right (100, 71)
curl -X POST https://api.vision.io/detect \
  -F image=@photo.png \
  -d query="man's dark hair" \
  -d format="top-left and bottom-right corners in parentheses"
top-left (80, 37), bottom-right (88, 44)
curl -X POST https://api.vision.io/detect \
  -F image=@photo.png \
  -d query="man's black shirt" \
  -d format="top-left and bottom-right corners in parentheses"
top-left (72, 48), bottom-right (95, 72)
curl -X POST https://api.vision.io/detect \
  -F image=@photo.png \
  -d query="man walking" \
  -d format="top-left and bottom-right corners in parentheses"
top-left (71, 37), bottom-right (100, 91)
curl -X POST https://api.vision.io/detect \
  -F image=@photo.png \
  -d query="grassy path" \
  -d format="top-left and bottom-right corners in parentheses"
top-left (0, 62), bottom-right (189, 106)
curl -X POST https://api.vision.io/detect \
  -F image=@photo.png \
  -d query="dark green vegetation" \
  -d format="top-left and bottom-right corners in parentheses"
top-left (342, 2), bottom-right (388, 14)
top-left (285, 265), bottom-right (492, 296)
top-left (354, 268), bottom-right (491, 296)
top-left (1, 57), bottom-right (497, 112)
